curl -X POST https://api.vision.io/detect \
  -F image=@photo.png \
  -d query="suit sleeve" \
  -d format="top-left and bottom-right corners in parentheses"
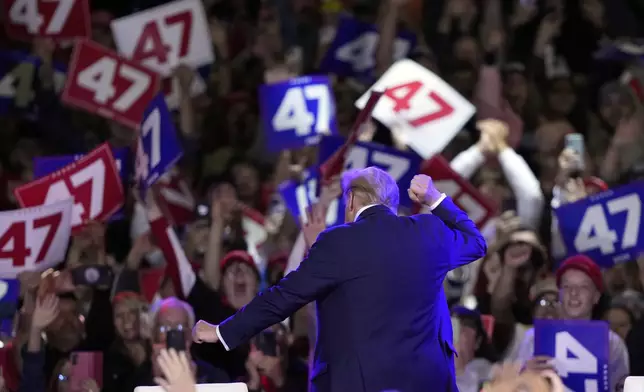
top-left (430, 196), bottom-right (487, 269)
top-left (218, 227), bottom-right (348, 350)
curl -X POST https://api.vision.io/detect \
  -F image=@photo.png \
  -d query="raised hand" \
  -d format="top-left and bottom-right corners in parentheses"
top-left (192, 320), bottom-right (219, 344)
top-left (302, 203), bottom-right (327, 248)
top-left (408, 175), bottom-right (443, 207)
top-left (153, 349), bottom-right (197, 392)
top-left (31, 294), bottom-right (59, 332)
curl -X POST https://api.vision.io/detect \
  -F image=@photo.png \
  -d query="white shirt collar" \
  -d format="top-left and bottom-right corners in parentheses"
top-left (354, 204), bottom-right (379, 222)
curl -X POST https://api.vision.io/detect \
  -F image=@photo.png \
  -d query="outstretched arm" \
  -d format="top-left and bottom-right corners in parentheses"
top-left (215, 226), bottom-right (350, 351)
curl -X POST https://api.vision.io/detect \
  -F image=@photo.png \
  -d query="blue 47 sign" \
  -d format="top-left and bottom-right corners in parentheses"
top-left (135, 93), bottom-right (183, 198)
top-left (534, 320), bottom-right (609, 392)
top-left (279, 169), bottom-right (344, 228)
top-left (319, 15), bottom-right (416, 83)
top-left (554, 181), bottom-right (644, 267)
top-left (317, 136), bottom-right (421, 207)
top-left (260, 76), bottom-right (337, 151)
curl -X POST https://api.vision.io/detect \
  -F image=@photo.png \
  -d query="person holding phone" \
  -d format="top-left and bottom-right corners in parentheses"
top-left (135, 297), bottom-right (228, 389)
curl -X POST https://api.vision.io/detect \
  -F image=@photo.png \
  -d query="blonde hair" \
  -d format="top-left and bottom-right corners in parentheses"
top-left (341, 166), bottom-right (399, 212)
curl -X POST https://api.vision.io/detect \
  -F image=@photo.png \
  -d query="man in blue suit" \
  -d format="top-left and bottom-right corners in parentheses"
top-left (193, 167), bottom-right (487, 392)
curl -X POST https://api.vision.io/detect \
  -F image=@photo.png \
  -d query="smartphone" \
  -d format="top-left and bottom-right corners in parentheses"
top-left (71, 265), bottom-right (113, 287)
top-left (166, 329), bottom-right (186, 352)
top-left (69, 352), bottom-right (103, 392)
top-left (254, 330), bottom-right (278, 356)
top-left (564, 133), bottom-right (585, 173)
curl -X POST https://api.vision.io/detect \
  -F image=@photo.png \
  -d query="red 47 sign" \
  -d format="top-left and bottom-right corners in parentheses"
top-left (3, 0), bottom-right (90, 40)
top-left (110, 0), bottom-right (214, 77)
top-left (0, 200), bottom-right (73, 277)
top-left (415, 155), bottom-right (496, 228)
top-left (14, 143), bottom-right (124, 232)
top-left (355, 59), bottom-right (476, 159)
top-left (62, 40), bottom-right (161, 129)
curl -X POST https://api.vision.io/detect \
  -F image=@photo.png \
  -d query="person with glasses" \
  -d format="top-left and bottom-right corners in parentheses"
top-left (133, 297), bottom-right (229, 389)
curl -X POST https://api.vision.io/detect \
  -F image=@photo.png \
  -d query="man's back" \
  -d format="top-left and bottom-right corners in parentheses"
top-left (310, 203), bottom-right (483, 392)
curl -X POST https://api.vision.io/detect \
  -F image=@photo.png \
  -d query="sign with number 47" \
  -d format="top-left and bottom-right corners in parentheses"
top-left (0, 200), bottom-right (73, 277)
top-left (554, 181), bottom-right (644, 267)
top-left (15, 143), bottom-right (124, 232)
top-left (355, 60), bottom-right (475, 159)
top-left (3, 0), bottom-right (90, 40)
top-left (62, 40), bottom-right (161, 129)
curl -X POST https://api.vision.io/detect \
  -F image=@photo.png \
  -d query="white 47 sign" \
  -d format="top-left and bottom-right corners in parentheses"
top-left (0, 200), bottom-right (72, 276)
top-left (110, 0), bottom-right (214, 76)
top-left (573, 193), bottom-right (641, 255)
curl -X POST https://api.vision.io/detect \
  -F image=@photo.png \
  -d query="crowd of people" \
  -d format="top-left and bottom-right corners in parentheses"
top-left (1, 0), bottom-right (644, 391)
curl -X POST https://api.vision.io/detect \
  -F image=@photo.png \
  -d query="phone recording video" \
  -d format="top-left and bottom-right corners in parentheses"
top-left (166, 329), bottom-right (186, 352)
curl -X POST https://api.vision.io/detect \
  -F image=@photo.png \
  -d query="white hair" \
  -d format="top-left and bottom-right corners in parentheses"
top-left (341, 166), bottom-right (399, 211)
top-left (149, 296), bottom-right (196, 328)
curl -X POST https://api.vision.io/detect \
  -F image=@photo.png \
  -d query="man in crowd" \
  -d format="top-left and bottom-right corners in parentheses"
top-left (193, 168), bottom-right (487, 392)
top-left (517, 255), bottom-right (630, 392)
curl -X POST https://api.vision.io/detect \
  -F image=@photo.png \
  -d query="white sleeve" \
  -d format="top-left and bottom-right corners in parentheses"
top-left (498, 148), bottom-right (544, 229)
top-left (450, 145), bottom-right (486, 180)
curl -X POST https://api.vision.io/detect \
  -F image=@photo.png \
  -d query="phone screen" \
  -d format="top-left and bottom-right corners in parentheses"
top-left (166, 329), bottom-right (186, 352)
top-left (564, 133), bottom-right (585, 172)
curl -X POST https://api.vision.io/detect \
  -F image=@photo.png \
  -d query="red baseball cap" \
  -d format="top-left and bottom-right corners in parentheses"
top-left (556, 255), bottom-right (603, 293)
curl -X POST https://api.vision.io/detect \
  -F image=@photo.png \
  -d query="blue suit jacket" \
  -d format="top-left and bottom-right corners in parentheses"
top-left (219, 198), bottom-right (487, 392)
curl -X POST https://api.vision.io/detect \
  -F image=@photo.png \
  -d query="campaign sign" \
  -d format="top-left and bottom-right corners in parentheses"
top-left (317, 136), bottom-right (421, 207)
top-left (417, 156), bottom-right (496, 228)
top-left (356, 59), bottom-right (476, 159)
top-left (554, 181), bottom-right (644, 267)
top-left (110, 0), bottom-right (214, 77)
top-left (0, 50), bottom-right (66, 115)
top-left (279, 168), bottom-right (344, 228)
top-left (15, 143), bottom-right (124, 232)
top-left (0, 200), bottom-right (72, 277)
top-left (136, 93), bottom-right (183, 199)
top-left (32, 148), bottom-right (128, 220)
top-left (319, 15), bottom-right (415, 83)
top-left (260, 75), bottom-right (338, 151)
top-left (534, 320), bottom-right (609, 392)
top-left (3, 0), bottom-right (90, 40)
top-left (154, 171), bottom-right (195, 226)
top-left (62, 39), bottom-right (161, 129)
